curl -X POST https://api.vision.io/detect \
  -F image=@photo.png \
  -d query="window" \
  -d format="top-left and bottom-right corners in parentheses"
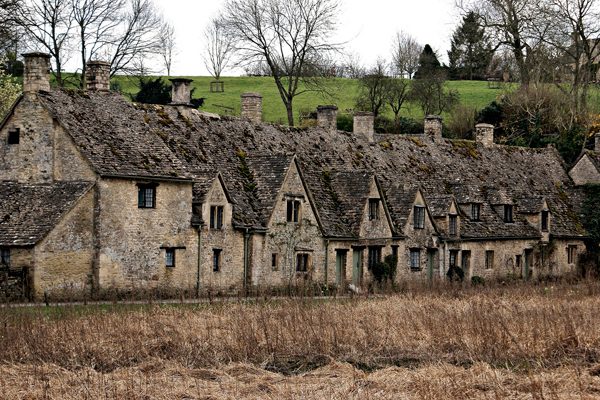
top-left (541, 210), bottom-right (549, 232)
top-left (471, 203), bottom-right (481, 221)
top-left (449, 250), bottom-right (459, 268)
top-left (367, 246), bottom-right (382, 269)
top-left (504, 205), bottom-right (513, 223)
top-left (7, 128), bottom-right (19, 145)
top-left (449, 215), bottom-right (458, 236)
top-left (485, 250), bottom-right (495, 269)
top-left (461, 250), bottom-right (471, 271)
top-left (0, 248), bottom-right (10, 267)
top-left (515, 254), bottom-right (522, 270)
top-left (567, 245), bottom-right (577, 264)
top-left (287, 200), bottom-right (301, 223)
top-left (213, 249), bottom-right (222, 272)
top-left (210, 206), bottom-right (224, 229)
top-left (368, 198), bottom-right (380, 220)
top-left (410, 248), bottom-right (421, 271)
top-left (137, 183), bottom-right (156, 208)
top-left (413, 206), bottom-right (425, 229)
top-left (391, 245), bottom-right (398, 262)
top-left (271, 253), bottom-right (279, 271)
top-left (165, 248), bottom-right (175, 268)
top-left (296, 253), bottom-right (309, 272)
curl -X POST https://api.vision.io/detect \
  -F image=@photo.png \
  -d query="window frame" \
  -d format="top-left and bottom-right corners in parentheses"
top-left (213, 248), bottom-right (222, 272)
top-left (485, 250), bottom-right (495, 270)
top-left (7, 128), bottom-right (19, 145)
top-left (271, 253), bottom-right (279, 271)
top-left (165, 248), bottom-right (175, 268)
top-left (286, 199), bottom-right (301, 223)
top-left (449, 214), bottom-right (458, 236)
top-left (449, 250), bottom-right (459, 268)
top-left (413, 206), bottom-right (425, 229)
top-left (0, 248), bottom-right (10, 267)
top-left (367, 246), bottom-right (382, 270)
top-left (567, 245), bottom-right (577, 264)
top-left (503, 205), bottom-right (513, 223)
top-left (471, 203), bottom-right (481, 221)
top-left (368, 198), bottom-right (380, 221)
top-left (137, 183), bottom-right (157, 209)
top-left (210, 205), bottom-right (224, 230)
top-left (541, 210), bottom-right (549, 232)
top-left (296, 253), bottom-right (310, 273)
top-left (410, 248), bottom-right (421, 271)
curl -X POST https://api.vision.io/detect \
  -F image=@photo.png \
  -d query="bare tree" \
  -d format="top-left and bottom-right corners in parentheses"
top-left (19, 0), bottom-right (73, 86)
top-left (221, 0), bottom-right (341, 126)
top-left (159, 21), bottom-right (175, 76)
top-left (386, 78), bottom-right (409, 123)
top-left (391, 31), bottom-right (421, 79)
top-left (355, 58), bottom-right (389, 117)
top-left (459, 0), bottom-right (549, 86)
top-left (202, 17), bottom-right (233, 81)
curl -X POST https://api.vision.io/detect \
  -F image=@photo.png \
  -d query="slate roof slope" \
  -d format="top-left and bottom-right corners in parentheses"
top-left (247, 154), bottom-right (294, 224)
top-left (381, 185), bottom-right (419, 233)
top-left (329, 171), bottom-right (373, 237)
top-left (37, 90), bottom-right (190, 179)
top-left (0, 182), bottom-right (93, 246)
top-left (37, 89), bottom-right (587, 239)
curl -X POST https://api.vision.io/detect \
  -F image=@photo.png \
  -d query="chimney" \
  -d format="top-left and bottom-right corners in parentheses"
top-left (595, 133), bottom-right (600, 152)
top-left (85, 61), bottom-right (110, 92)
top-left (317, 105), bottom-right (338, 132)
top-left (424, 115), bottom-right (443, 142)
top-left (170, 78), bottom-right (193, 106)
top-left (354, 111), bottom-right (374, 143)
top-left (240, 92), bottom-right (262, 123)
top-left (22, 52), bottom-right (51, 93)
top-left (476, 123), bottom-right (495, 147)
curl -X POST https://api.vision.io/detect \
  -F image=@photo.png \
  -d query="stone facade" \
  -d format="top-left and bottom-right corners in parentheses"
top-left (0, 55), bottom-right (592, 300)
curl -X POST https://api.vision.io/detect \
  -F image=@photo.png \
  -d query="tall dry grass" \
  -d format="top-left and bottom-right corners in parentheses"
top-left (1, 281), bottom-right (600, 398)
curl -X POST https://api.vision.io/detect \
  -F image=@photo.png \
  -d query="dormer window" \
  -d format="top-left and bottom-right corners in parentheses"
top-left (504, 205), bottom-right (513, 223)
top-left (413, 206), bottom-right (425, 229)
top-left (368, 198), bottom-right (380, 220)
top-left (541, 210), bottom-right (549, 232)
top-left (210, 205), bottom-right (224, 229)
top-left (137, 183), bottom-right (157, 208)
top-left (7, 128), bottom-right (19, 145)
top-left (287, 199), bottom-right (301, 223)
top-left (449, 214), bottom-right (458, 236)
top-left (0, 248), bottom-right (10, 267)
top-left (471, 203), bottom-right (480, 221)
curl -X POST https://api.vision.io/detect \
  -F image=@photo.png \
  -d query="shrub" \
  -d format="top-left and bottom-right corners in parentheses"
top-left (471, 276), bottom-right (485, 286)
top-left (336, 113), bottom-right (353, 132)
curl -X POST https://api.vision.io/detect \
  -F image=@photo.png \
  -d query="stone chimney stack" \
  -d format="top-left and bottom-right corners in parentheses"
top-left (595, 133), bottom-right (600, 152)
top-left (317, 105), bottom-right (338, 132)
top-left (170, 78), bottom-right (193, 106)
top-left (22, 52), bottom-right (51, 93)
top-left (240, 92), bottom-right (262, 123)
top-left (354, 111), bottom-right (375, 143)
top-left (424, 115), bottom-right (443, 142)
top-left (476, 123), bottom-right (495, 147)
top-left (85, 61), bottom-right (110, 92)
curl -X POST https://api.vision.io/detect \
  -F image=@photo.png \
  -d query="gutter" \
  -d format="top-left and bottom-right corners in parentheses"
top-left (100, 173), bottom-right (192, 183)
top-left (243, 229), bottom-right (251, 291)
top-left (324, 239), bottom-right (329, 284)
top-left (196, 226), bottom-right (202, 297)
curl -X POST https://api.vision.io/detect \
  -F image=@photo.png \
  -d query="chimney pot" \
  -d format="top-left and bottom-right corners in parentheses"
top-left (241, 92), bottom-right (262, 123)
top-left (424, 115), bottom-right (443, 142)
top-left (85, 60), bottom-right (110, 91)
top-left (476, 123), bottom-right (495, 147)
top-left (354, 111), bottom-right (374, 143)
top-left (22, 52), bottom-right (51, 93)
top-left (317, 105), bottom-right (338, 132)
top-left (170, 78), bottom-right (193, 106)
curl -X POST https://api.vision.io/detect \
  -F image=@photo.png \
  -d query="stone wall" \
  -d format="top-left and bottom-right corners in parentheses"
top-left (0, 95), bottom-right (55, 183)
top-left (96, 178), bottom-right (198, 292)
top-left (569, 154), bottom-right (600, 185)
top-left (33, 188), bottom-right (95, 299)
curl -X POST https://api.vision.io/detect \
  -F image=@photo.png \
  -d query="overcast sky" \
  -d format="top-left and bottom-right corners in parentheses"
top-left (154, 0), bottom-right (460, 76)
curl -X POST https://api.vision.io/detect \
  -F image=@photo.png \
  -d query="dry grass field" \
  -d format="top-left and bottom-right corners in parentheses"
top-left (2, 282), bottom-right (600, 399)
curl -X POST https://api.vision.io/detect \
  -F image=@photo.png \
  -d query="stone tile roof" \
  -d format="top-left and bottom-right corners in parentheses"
top-left (247, 154), bottom-right (294, 224)
top-left (33, 88), bottom-right (588, 240)
top-left (329, 171), bottom-right (372, 237)
top-left (427, 196), bottom-right (454, 218)
top-left (381, 185), bottom-right (419, 234)
top-left (0, 181), bottom-right (92, 246)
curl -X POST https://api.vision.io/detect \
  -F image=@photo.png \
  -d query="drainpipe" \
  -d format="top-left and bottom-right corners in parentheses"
top-left (324, 239), bottom-right (330, 286)
top-left (196, 226), bottom-right (202, 297)
top-left (243, 229), bottom-right (250, 290)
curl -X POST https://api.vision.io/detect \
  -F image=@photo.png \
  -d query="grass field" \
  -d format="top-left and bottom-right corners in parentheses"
top-left (114, 75), bottom-right (509, 124)
top-left (2, 281), bottom-right (600, 399)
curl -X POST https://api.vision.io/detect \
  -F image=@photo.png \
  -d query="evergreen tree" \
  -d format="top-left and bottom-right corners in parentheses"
top-left (448, 12), bottom-right (492, 80)
top-left (133, 77), bottom-right (172, 105)
top-left (414, 44), bottom-right (442, 79)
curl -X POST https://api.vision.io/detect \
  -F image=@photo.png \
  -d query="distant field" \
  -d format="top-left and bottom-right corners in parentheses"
top-left (2, 282), bottom-right (600, 399)
top-left (114, 75), bottom-right (509, 124)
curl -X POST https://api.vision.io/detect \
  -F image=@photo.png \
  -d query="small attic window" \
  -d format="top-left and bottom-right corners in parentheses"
top-left (471, 204), bottom-right (481, 221)
top-left (504, 205), bottom-right (514, 223)
top-left (541, 210), bottom-right (549, 232)
top-left (7, 128), bottom-right (19, 145)
top-left (368, 198), bottom-right (380, 220)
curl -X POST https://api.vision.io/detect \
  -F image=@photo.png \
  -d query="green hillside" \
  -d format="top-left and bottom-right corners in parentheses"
top-left (114, 76), bottom-right (509, 124)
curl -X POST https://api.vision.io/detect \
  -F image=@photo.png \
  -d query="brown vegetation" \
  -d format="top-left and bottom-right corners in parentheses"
top-left (2, 282), bottom-right (600, 398)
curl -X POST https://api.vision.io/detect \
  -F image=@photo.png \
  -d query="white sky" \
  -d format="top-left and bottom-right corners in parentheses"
top-left (154, 0), bottom-right (459, 76)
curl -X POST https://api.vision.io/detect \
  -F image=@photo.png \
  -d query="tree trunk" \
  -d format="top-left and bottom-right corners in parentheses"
top-left (285, 101), bottom-right (294, 126)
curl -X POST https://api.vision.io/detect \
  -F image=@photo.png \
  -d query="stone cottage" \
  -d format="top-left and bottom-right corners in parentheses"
top-left (0, 53), bottom-right (589, 299)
